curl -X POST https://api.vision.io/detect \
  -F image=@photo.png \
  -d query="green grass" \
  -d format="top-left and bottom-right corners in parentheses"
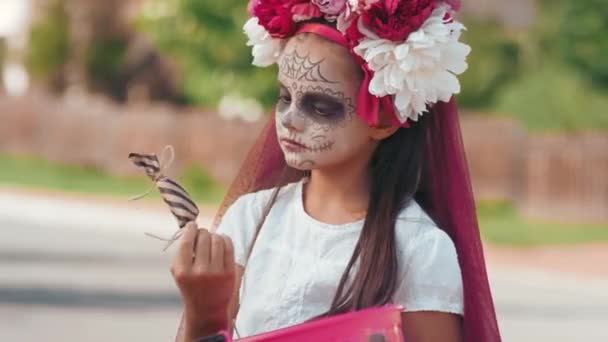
top-left (180, 164), bottom-right (226, 204)
top-left (0, 153), bottom-right (225, 204)
top-left (477, 201), bottom-right (608, 246)
top-left (2, 153), bottom-right (607, 245)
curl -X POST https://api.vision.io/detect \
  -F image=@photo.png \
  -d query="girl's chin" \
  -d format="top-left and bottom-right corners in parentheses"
top-left (285, 158), bottom-right (317, 170)
top-left (282, 152), bottom-right (318, 170)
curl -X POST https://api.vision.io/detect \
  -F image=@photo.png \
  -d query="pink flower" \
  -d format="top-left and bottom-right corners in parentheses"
top-left (312, 0), bottom-right (347, 16)
top-left (343, 16), bottom-right (364, 44)
top-left (253, 0), bottom-right (297, 38)
top-left (248, 0), bottom-right (260, 15)
top-left (361, 0), bottom-right (435, 41)
top-left (291, 0), bottom-right (323, 22)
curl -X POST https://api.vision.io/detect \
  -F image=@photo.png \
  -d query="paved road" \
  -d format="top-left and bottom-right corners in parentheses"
top-left (0, 192), bottom-right (607, 341)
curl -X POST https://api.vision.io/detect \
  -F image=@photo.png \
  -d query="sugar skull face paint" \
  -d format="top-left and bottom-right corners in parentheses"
top-left (275, 34), bottom-right (375, 170)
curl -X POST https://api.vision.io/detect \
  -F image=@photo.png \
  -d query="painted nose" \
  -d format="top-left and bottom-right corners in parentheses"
top-left (280, 109), bottom-right (305, 132)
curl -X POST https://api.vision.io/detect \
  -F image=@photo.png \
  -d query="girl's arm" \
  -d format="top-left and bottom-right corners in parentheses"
top-left (172, 224), bottom-right (243, 341)
top-left (401, 312), bottom-right (464, 342)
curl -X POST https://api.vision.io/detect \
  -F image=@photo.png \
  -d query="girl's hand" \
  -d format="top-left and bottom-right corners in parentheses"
top-left (171, 222), bottom-right (236, 340)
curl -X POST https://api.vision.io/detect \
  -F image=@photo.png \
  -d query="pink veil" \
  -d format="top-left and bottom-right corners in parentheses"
top-left (206, 99), bottom-right (501, 342)
top-left (177, 5), bottom-right (501, 339)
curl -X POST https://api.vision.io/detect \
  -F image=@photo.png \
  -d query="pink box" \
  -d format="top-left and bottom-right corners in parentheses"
top-left (218, 305), bottom-right (404, 342)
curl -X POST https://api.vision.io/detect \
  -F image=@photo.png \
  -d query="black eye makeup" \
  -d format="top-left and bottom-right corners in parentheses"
top-left (276, 80), bottom-right (351, 125)
top-left (277, 85), bottom-right (292, 110)
top-left (306, 93), bottom-right (344, 116)
top-left (299, 92), bottom-right (345, 120)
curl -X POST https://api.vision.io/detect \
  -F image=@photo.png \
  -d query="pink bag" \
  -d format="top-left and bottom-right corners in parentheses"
top-left (208, 305), bottom-right (404, 342)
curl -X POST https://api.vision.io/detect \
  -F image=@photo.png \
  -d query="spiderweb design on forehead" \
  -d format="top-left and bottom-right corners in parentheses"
top-left (279, 50), bottom-right (337, 83)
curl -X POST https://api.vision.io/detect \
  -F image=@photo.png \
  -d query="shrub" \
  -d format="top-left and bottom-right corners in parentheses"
top-left (25, 0), bottom-right (70, 81)
top-left (136, 0), bottom-right (278, 108)
top-left (458, 19), bottom-right (521, 109)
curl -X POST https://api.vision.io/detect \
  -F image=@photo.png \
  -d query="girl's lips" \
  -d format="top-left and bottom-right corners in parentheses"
top-left (280, 138), bottom-right (308, 151)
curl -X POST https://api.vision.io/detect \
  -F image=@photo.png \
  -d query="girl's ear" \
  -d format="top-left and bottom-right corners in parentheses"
top-left (369, 125), bottom-right (399, 141)
top-left (368, 110), bottom-right (400, 141)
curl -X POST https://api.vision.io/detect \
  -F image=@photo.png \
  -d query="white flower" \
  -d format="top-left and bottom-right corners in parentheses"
top-left (243, 17), bottom-right (284, 67)
top-left (353, 4), bottom-right (471, 123)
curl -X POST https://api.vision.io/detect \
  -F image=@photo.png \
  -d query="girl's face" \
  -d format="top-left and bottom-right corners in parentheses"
top-left (275, 34), bottom-right (377, 171)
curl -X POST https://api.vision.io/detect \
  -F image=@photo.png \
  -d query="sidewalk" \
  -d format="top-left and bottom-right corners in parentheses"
top-left (3, 186), bottom-right (607, 280)
top-left (485, 243), bottom-right (608, 280)
top-left (1, 187), bottom-right (607, 341)
top-left (0, 186), bottom-right (217, 237)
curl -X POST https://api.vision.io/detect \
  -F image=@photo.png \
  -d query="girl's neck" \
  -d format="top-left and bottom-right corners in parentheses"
top-left (303, 162), bottom-right (370, 225)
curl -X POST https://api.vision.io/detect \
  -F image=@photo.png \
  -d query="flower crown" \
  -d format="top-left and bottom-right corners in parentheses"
top-left (244, 0), bottom-right (470, 125)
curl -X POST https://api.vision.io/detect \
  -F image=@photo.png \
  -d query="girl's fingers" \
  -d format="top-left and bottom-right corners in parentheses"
top-left (194, 228), bottom-right (211, 270)
top-left (209, 234), bottom-right (225, 273)
top-left (221, 234), bottom-right (235, 273)
top-left (174, 222), bottom-right (198, 270)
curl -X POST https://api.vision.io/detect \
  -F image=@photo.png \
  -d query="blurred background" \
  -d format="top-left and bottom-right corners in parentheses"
top-left (0, 0), bottom-right (606, 341)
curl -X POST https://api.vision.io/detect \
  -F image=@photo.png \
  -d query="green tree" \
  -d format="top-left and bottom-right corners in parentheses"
top-left (489, 0), bottom-right (608, 131)
top-left (458, 19), bottom-right (521, 109)
top-left (136, 0), bottom-right (278, 108)
top-left (25, 0), bottom-right (70, 82)
top-left (560, 0), bottom-right (608, 86)
top-left (84, 37), bottom-right (128, 99)
top-left (0, 38), bottom-right (5, 65)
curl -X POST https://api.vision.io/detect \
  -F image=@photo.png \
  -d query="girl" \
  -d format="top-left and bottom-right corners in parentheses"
top-left (172, 1), bottom-right (501, 341)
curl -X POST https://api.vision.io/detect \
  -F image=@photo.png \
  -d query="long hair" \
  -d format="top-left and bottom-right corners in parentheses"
top-left (178, 14), bottom-right (500, 342)
top-left (323, 114), bottom-right (429, 315)
top-left (246, 112), bottom-right (430, 316)
top-left (192, 99), bottom-right (502, 342)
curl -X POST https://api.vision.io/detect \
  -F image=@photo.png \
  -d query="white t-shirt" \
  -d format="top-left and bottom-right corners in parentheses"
top-left (216, 179), bottom-right (463, 337)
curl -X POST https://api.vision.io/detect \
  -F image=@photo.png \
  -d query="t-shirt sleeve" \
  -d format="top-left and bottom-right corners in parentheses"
top-left (214, 192), bottom-right (266, 267)
top-left (394, 227), bottom-right (464, 315)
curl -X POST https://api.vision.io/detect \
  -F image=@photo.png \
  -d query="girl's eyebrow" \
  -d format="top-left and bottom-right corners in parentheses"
top-left (301, 91), bottom-right (344, 104)
top-left (277, 80), bottom-right (289, 91)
